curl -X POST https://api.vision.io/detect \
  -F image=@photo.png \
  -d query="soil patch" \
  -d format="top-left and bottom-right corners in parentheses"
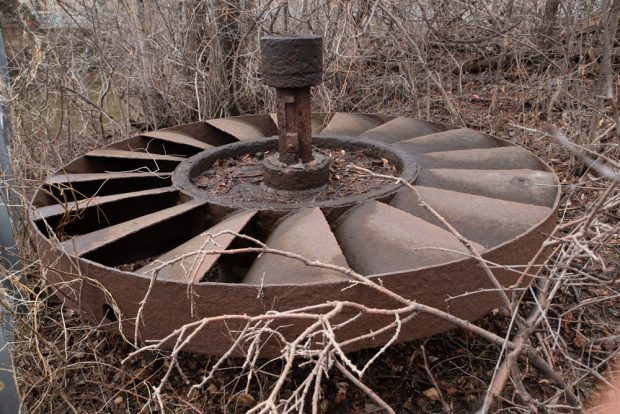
top-left (192, 147), bottom-right (398, 204)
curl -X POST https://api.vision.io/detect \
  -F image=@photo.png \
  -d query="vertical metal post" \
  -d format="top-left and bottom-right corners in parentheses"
top-left (0, 29), bottom-right (22, 414)
top-left (260, 35), bottom-right (323, 165)
top-left (276, 87), bottom-right (313, 164)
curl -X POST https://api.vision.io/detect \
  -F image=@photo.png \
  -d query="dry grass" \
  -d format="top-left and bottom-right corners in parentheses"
top-left (1, 0), bottom-right (619, 412)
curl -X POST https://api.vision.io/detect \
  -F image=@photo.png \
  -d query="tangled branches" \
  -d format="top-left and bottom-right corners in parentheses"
top-left (1, 0), bottom-right (619, 412)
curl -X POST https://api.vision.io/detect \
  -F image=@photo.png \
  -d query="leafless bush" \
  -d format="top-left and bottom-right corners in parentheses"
top-left (1, 0), bottom-right (619, 412)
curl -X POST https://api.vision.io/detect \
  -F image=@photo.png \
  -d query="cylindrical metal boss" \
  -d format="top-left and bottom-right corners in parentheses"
top-left (260, 35), bottom-right (323, 88)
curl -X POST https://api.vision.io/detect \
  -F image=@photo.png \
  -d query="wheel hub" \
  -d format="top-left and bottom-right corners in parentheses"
top-left (172, 135), bottom-right (419, 212)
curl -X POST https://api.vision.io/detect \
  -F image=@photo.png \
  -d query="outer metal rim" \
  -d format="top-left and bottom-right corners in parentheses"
top-left (28, 113), bottom-right (561, 357)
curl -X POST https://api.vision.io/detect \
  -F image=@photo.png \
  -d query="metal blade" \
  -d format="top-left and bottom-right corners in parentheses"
top-left (269, 112), bottom-right (278, 127)
top-left (106, 135), bottom-right (199, 158)
top-left (165, 121), bottom-right (238, 146)
top-left (45, 171), bottom-right (170, 185)
top-left (335, 201), bottom-right (484, 275)
top-left (60, 199), bottom-right (205, 256)
top-left (85, 148), bottom-right (185, 162)
top-left (141, 130), bottom-right (212, 150)
top-left (416, 146), bottom-right (544, 170)
top-left (244, 207), bottom-right (350, 285)
top-left (207, 115), bottom-right (277, 140)
top-left (418, 168), bottom-right (558, 207)
top-left (395, 128), bottom-right (497, 154)
top-left (319, 113), bottom-right (388, 136)
top-left (34, 187), bottom-right (180, 238)
top-left (61, 149), bottom-right (184, 173)
top-left (391, 186), bottom-right (554, 247)
top-left (358, 117), bottom-right (445, 143)
top-left (137, 210), bottom-right (256, 283)
top-left (35, 172), bottom-right (172, 207)
top-left (34, 187), bottom-right (176, 221)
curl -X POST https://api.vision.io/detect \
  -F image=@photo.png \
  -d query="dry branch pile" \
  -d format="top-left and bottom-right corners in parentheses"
top-left (1, 0), bottom-right (619, 413)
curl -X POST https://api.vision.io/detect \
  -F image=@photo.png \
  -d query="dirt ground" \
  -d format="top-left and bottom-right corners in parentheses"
top-left (2, 1), bottom-right (619, 413)
top-left (9, 71), bottom-right (619, 412)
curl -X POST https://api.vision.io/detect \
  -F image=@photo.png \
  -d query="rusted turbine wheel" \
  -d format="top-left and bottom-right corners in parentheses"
top-left (29, 37), bottom-right (560, 357)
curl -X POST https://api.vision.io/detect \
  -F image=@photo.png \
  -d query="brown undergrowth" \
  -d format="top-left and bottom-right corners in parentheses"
top-left (1, 1), bottom-right (619, 412)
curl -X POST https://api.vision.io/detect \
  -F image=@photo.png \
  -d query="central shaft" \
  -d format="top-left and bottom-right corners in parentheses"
top-left (260, 35), bottom-right (331, 191)
top-left (276, 87), bottom-right (313, 164)
top-left (261, 35), bottom-right (322, 165)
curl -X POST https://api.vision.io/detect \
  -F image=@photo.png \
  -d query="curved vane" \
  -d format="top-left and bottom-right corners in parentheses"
top-left (244, 208), bottom-right (350, 285)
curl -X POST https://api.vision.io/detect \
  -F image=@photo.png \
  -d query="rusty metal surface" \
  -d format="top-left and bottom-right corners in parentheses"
top-left (358, 116), bottom-right (448, 143)
top-left (138, 210), bottom-right (256, 283)
top-left (396, 128), bottom-right (498, 153)
top-left (244, 207), bottom-right (350, 285)
top-left (262, 152), bottom-right (331, 191)
top-left (28, 112), bottom-right (562, 357)
top-left (85, 148), bottom-right (185, 162)
top-left (172, 135), bottom-right (419, 212)
top-left (275, 87), bottom-right (314, 163)
top-left (32, 172), bottom-right (172, 208)
top-left (319, 113), bottom-right (391, 136)
top-left (59, 199), bottom-right (206, 257)
top-left (416, 146), bottom-right (545, 170)
top-left (33, 187), bottom-right (176, 221)
top-left (43, 171), bottom-right (170, 185)
top-left (260, 35), bottom-right (323, 88)
top-left (335, 200), bottom-right (485, 275)
top-left (263, 34), bottom-right (327, 197)
top-left (140, 130), bottom-right (212, 150)
top-left (390, 186), bottom-right (554, 248)
top-left (206, 115), bottom-right (277, 141)
top-left (167, 120), bottom-right (239, 147)
top-left (417, 168), bottom-right (558, 207)
top-left (31, 203), bottom-right (557, 356)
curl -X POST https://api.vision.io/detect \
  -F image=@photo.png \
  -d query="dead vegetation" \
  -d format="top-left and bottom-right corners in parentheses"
top-left (1, 0), bottom-right (619, 412)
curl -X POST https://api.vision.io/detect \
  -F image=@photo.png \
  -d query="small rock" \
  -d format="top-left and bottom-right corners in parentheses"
top-left (113, 396), bottom-right (123, 405)
top-left (445, 385), bottom-right (459, 396)
top-left (364, 403), bottom-right (381, 413)
top-left (336, 381), bottom-right (348, 403)
top-left (207, 383), bottom-right (218, 394)
top-left (423, 387), bottom-right (440, 401)
top-left (426, 355), bottom-right (439, 364)
top-left (235, 392), bottom-right (255, 407)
